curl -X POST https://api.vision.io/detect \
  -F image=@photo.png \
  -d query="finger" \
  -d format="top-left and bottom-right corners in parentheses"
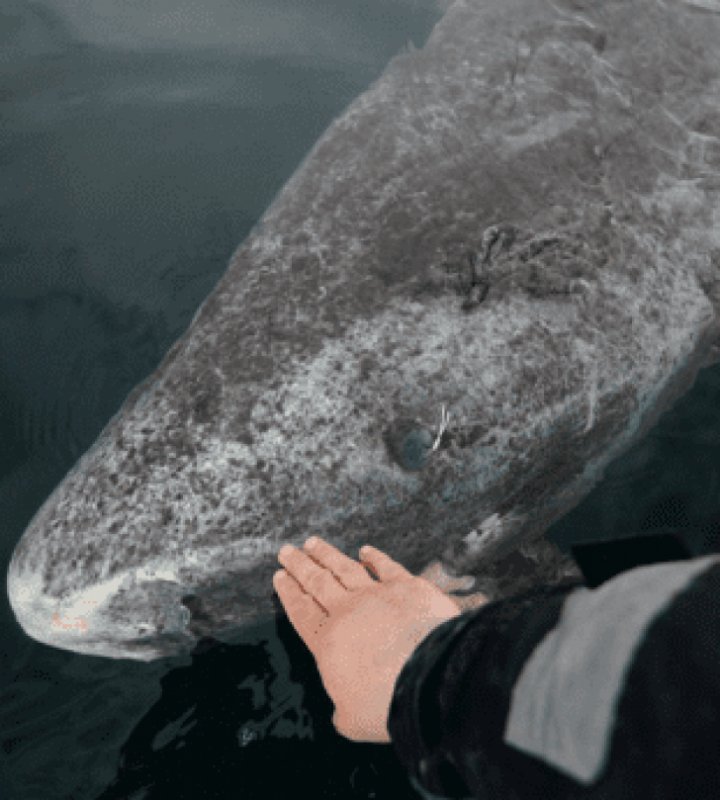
top-left (273, 569), bottom-right (327, 652)
top-left (419, 560), bottom-right (476, 594)
top-left (277, 544), bottom-right (347, 610)
top-left (303, 536), bottom-right (375, 591)
top-left (452, 591), bottom-right (490, 612)
top-left (358, 544), bottom-right (414, 583)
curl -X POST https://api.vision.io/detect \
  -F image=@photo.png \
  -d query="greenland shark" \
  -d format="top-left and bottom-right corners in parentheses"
top-left (7, 0), bottom-right (720, 660)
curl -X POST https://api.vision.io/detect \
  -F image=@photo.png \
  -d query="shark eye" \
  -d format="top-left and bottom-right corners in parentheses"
top-left (383, 418), bottom-right (434, 471)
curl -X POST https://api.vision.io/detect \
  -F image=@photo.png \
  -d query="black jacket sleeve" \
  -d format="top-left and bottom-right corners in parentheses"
top-left (387, 577), bottom-right (585, 799)
top-left (387, 562), bottom-right (720, 800)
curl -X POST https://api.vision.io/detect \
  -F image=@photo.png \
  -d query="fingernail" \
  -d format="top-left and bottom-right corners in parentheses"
top-left (360, 545), bottom-right (371, 557)
top-left (305, 536), bottom-right (319, 548)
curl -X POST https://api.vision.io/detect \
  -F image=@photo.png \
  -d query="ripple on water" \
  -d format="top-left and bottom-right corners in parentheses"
top-left (0, 650), bottom-right (167, 800)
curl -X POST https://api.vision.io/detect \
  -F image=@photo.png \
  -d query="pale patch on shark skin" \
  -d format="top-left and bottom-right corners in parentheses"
top-left (502, 110), bottom-right (588, 155)
top-left (7, 559), bottom-right (187, 660)
top-left (679, 0), bottom-right (720, 13)
top-left (462, 514), bottom-right (509, 559)
top-left (7, 538), bottom-right (278, 660)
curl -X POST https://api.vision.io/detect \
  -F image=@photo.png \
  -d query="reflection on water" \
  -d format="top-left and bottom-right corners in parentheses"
top-left (547, 365), bottom-right (720, 559)
top-left (1, 1), bottom-right (720, 798)
top-left (92, 615), bottom-right (425, 800)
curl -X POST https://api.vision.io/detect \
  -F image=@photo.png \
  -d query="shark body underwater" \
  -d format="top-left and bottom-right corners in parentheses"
top-left (7, 0), bottom-right (720, 660)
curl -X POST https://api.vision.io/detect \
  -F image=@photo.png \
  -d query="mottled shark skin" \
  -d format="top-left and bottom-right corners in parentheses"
top-left (7, 0), bottom-right (720, 660)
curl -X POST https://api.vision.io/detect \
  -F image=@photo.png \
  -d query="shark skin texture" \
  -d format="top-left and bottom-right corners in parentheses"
top-left (7, 0), bottom-right (720, 660)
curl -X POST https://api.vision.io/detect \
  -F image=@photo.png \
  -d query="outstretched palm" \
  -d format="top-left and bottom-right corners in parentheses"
top-left (273, 536), bottom-right (488, 742)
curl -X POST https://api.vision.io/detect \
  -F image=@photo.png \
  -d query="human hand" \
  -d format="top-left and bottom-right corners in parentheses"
top-left (273, 536), bottom-right (488, 744)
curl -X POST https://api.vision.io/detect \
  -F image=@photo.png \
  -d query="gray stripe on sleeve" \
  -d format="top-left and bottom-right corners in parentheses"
top-left (502, 554), bottom-right (720, 785)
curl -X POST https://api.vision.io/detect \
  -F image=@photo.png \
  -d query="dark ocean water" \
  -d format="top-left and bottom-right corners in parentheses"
top-left (1, 2), bottom-right (720, 799)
